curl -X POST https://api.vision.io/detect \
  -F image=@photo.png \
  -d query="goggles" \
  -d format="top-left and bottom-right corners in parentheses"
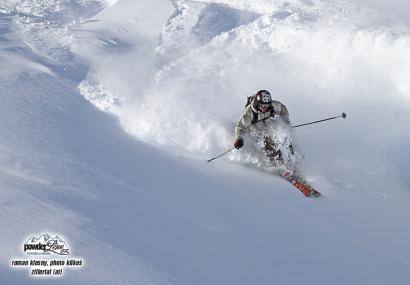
top-left (259, 103), bottom-right (271, 109)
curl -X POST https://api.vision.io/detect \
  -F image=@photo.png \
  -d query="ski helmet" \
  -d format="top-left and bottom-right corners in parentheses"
top-left (256, 90), bottom-right (272, 103)
top-left (255, 90), bottom-right (272, 110)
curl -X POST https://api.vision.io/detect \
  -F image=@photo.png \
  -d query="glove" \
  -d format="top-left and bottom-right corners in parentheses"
top-left (234, 137), bottom-right (244, 149)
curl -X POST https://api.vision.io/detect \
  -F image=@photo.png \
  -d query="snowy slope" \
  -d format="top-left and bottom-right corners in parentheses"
top-left (75, 0), bottom-right (410, 193)
top-left (1, 0), bottom-right (410, 284)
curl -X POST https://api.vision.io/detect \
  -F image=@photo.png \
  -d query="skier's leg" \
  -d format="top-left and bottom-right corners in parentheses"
top-left (263, 136), bottom-right (283, 163)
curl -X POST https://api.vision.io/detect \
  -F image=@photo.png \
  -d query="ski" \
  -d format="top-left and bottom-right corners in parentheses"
top-left (280, 170), bottom-right (321, 197)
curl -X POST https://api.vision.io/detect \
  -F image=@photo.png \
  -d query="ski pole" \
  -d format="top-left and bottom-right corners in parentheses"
top-left (292, 112), bottom-right (346, 128)
top-left (207, 147), bottom-right (235, 163)
top-left (207, 112), bottom-right (347, 162)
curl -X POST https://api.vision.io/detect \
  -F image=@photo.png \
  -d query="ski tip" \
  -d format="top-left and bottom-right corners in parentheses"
top-left (342, 112), bottom-right (347, 119)
top-left (308, 191), bottom-right (322, 198)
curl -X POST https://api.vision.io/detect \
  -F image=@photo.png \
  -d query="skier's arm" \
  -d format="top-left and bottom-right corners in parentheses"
top-left (273, 102), bottom-right (290, 124)
top-left (234, 106), bottom-right (253, 139)
top-left (279, 104), bottom-right (290, 123)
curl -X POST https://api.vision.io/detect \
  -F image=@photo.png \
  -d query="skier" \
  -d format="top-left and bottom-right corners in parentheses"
top-left (233, 89), bottom-right (292, 164)
top-left (232, 89), bottom-right (321, 197)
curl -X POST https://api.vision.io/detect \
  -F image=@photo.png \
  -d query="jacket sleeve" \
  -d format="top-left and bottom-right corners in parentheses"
top-left (279, 104), bottom-right (290, 123)
top-left (273, 101), bottom-right (290, 123)
top-left (234, 106), bottom-right (254, 138)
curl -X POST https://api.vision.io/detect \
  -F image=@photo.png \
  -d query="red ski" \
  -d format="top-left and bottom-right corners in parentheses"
top-left (280, 170), bottom-right (321, 197)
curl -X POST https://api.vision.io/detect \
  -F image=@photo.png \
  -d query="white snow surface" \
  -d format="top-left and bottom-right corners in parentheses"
top-left (1, 0), bottom-right (410, 284)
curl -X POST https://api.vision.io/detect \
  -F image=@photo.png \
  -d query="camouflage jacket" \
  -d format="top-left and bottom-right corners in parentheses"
top-left (235, 98), bottom-right (289, 139)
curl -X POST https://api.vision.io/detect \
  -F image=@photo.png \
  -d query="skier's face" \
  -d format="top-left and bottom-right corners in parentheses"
top-left (259, 103), bottom-right (270, 112)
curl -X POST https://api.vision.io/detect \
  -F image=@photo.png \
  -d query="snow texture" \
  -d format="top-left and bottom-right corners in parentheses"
top-left (1, 0), bottom-right (410, 284)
